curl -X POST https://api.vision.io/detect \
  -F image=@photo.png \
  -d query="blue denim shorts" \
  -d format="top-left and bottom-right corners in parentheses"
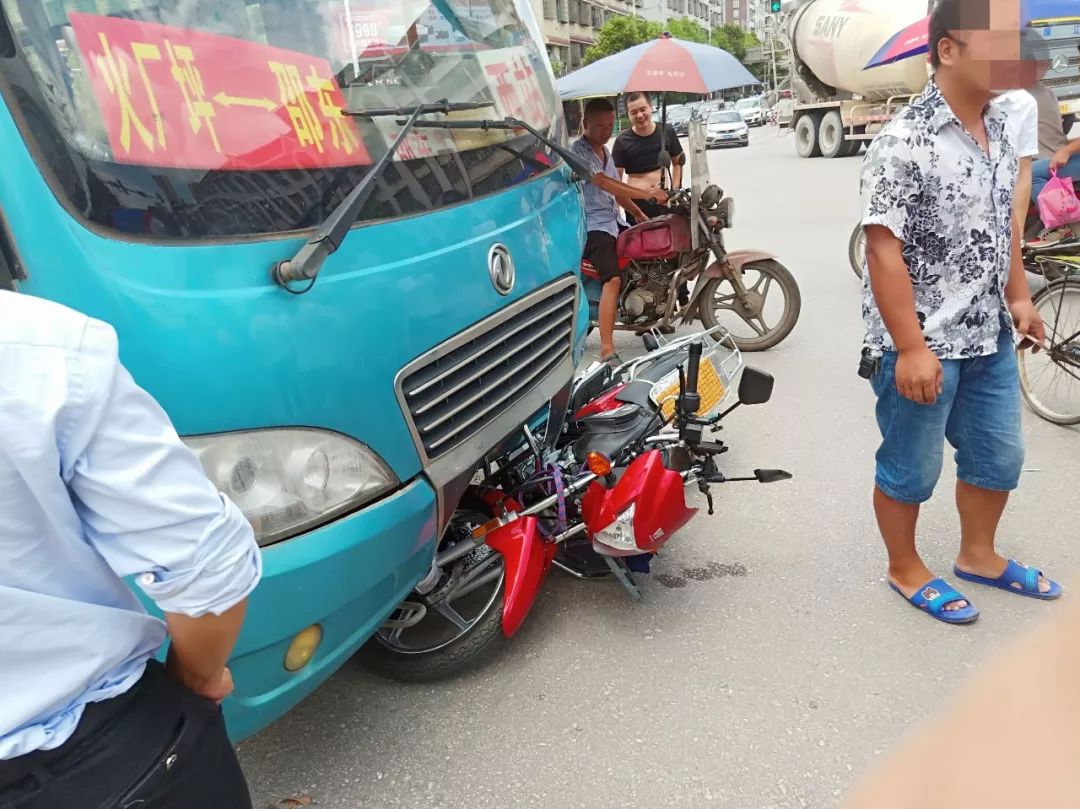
top-left (870, 330), bottom-right (1025, 504)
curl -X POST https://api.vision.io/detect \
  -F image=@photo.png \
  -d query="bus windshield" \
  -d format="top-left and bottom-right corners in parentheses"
top-left (0, 0), bottom-right (560, 239)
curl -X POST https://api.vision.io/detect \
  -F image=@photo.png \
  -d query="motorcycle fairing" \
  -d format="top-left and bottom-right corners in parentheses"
top-left (484, 516), bottom-right (556, 638)
top-left (581, 449), bottom-right (697, 555)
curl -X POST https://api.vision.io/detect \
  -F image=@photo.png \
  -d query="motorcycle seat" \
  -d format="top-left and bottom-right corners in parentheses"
top-left (568, 363), bottom-right (615, 416)
top-left (572, 404), bottom-right (655, 464)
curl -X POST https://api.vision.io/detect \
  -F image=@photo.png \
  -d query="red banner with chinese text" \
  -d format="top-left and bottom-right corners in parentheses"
top-left (69, 12), bottom-right (371, 171)
top-left (475, 48), bottom-right (552, 132)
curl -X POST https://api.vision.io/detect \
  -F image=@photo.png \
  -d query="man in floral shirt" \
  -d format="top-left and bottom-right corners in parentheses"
top-left (861, 0), bottom-right (1059, 626)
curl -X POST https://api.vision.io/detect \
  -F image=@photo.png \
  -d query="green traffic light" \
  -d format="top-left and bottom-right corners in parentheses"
top-left (770, 0), bottom-right (782, 10)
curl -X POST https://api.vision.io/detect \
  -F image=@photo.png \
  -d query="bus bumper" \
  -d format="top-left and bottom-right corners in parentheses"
top-left (222, 478), bottom-right (437, 741)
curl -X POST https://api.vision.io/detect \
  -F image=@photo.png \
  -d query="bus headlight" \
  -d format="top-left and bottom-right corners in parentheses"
top-left (185, 428), bottom-right (398, 547)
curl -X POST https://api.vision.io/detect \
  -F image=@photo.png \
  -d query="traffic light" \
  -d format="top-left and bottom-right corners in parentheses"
top-left (770, 0), bottom-right (782, 11)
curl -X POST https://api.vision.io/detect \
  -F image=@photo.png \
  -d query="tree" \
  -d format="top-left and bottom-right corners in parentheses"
top-left (584, 16), bottom-right (661, 64)
top-left (663, 17), bottom-right (709, 44)
top-left (716, 22), bottom-right (753, 61)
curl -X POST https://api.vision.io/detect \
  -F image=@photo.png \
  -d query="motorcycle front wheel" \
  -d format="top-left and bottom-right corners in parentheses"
top-left (358, 503), bottom-right (507, 682)
top-left (699, 259), bottom-right (801, 351)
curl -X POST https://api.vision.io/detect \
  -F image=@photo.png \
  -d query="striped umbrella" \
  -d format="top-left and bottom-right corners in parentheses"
top-left (556, 34), bottom-right (760, 99)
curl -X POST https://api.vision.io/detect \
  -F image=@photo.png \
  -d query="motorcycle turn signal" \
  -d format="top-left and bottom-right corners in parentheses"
top-left (586, 452), bottom-right (617, 487)
top-left (585, 451), bottom-right (612, 477)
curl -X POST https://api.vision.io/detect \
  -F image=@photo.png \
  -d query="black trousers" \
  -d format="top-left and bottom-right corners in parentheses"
top-left (625, 199), bottom-right (669, 225)
top-left (0, 662), bottom-right (251, 809)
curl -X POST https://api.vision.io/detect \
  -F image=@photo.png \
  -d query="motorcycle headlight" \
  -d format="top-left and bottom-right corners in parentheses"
top-left (185, 428), bottom-right (398, 546)
top-left (594, 503), bottom-right (638, 555)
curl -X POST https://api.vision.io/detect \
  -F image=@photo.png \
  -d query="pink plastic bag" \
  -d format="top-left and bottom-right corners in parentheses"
top-left (1037, 168), bottom-right (1080, 230)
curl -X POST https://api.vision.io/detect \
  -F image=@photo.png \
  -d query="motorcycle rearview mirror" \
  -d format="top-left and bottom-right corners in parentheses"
top-left (755, 469), bottom-right (793, 484)
top-left (642, 333), bottom-right (661, 352)
top-left (711, 367), bottom-right (775, 424)
top-left (737, 367), bottom-right (774, 406)
top-left (657, 149), bottom-right (672, 170)
top-left (700, 184), bottom-right (722, 209)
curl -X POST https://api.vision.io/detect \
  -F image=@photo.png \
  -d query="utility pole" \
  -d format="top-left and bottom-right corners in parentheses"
top-left (765, 12), bottom-right (780, 93)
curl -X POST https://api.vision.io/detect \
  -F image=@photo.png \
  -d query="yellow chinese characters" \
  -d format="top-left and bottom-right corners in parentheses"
top-left (306, 66), bottom-right (360, 156)
top-left (165, 40), bottom-right (220, 152)
top-left (269, 60), bottom-right (324, 153)
top-left (94, 33), bottom-right (165, 154)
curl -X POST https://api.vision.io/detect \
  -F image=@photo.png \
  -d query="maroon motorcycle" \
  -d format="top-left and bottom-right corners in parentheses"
top-left (581, 184), bottom-right (802, 352)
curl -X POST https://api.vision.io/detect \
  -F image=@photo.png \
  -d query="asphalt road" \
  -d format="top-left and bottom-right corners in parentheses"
top-left (239, 127), bottom-right (1080, 809)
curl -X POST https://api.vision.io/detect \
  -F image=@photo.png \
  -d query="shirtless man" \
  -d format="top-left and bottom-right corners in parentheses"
top-left (613, 92), bottom-right (686, 223)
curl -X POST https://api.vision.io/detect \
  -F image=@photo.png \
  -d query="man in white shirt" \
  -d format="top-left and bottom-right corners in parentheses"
top-left (996, 88), bottom-right (1040, 234)
top-left (1026, 80), bottom-right (1068, 160)
top-left (0, 291), bottom-right (261, 807)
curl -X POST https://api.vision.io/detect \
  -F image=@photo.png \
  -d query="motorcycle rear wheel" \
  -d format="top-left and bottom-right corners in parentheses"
top-left (359, 504), bottom-right (507, 682)
top-left (699, 259), bottom-right (801, 351)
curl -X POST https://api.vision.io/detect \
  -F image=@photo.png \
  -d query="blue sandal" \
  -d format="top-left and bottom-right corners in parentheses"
top-left (889, 578), bottom-right (980, 625)
top-left (954, 560), bottom-right (1063, 601)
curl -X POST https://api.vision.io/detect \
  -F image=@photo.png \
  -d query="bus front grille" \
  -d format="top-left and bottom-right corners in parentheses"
top-left (399, 277), bottom-right (578, 460)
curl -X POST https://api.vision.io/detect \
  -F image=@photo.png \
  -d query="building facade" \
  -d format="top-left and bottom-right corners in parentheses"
top-left (723, 0), bottom-right (768, 35)
top-left (529, 0), bottom-right (733, 73)
top-left (530, 0), bottom-right (639, 74)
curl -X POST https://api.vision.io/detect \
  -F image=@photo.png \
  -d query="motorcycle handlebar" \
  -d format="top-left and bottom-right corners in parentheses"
top-left (685, 342), bottom-right (702, 397)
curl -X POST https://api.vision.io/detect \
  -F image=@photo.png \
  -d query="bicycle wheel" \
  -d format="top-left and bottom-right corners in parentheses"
top-left (848, 224), bottom-right (865, 279)
top-left (1018, 280), bottom-right (1080, 426)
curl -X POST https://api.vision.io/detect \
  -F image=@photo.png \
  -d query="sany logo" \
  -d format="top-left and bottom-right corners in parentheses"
top-left (812, 0), bottom-right (872, 39)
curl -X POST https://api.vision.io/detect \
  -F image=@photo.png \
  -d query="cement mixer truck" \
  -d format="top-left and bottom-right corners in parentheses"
top-left (783, 0), bottom-right (1080, 159)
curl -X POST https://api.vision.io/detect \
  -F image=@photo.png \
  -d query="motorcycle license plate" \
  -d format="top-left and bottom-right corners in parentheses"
top-left (652, 358), bottom-right (726, 421)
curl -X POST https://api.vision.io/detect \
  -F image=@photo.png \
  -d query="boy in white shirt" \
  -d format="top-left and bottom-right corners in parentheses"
top-left (995, 88), bottom-right (1039, 237)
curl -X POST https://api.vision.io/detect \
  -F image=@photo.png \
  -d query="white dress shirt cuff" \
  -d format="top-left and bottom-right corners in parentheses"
top-left (138, 495), bottom-right (262, 618)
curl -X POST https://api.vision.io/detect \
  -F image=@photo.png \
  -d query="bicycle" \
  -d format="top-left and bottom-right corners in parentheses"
top-left (849, 223), bottom-right (865, 279)
top-left (1017, 257), bottom-right (1080, 426)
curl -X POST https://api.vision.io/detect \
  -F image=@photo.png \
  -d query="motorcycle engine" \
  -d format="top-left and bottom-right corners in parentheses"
top-left (622, 263), bottom-right (670, 322)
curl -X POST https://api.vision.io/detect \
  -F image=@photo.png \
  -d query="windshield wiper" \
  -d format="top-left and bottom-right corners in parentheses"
top-left (410, 116), bottom-right (595, 179)
top-left (271, 99), bottom-right (491, 288)
top-left (341, 102), bottom-right (488, 118)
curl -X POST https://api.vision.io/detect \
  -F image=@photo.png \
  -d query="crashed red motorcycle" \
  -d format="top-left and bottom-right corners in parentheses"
top-left (361, 328), bottom-right (791, 681)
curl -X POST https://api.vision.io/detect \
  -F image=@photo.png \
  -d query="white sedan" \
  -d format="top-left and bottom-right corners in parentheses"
top-left (705, 110), bottom-right (750, 149)
top-left (736, 100), bottom-right (766, 127)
